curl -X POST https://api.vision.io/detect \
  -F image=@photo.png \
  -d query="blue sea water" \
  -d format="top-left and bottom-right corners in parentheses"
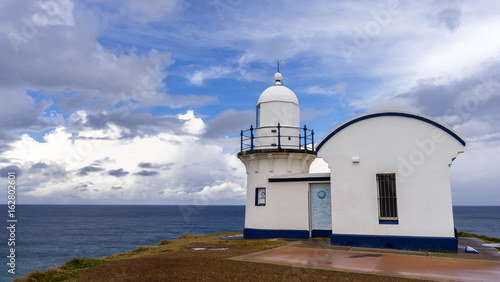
top-left (452, 206), bottom-right (500, 238)
top-left (0, 205), bottom-right (499, 281)
top-left (1, 205), bottom-right (245, 281)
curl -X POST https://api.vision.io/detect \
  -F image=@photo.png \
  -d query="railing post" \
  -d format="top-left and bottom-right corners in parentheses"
top-left (240, 130), bottom-right (243, 152)
top-left (311, 130), bottom-right (314, 151)
top-left (250, 125), bottom-right (254, 150)
top-left (303, 125), bottom-right (307, 150)
top-left (277, 123), bottom-right (281, 149)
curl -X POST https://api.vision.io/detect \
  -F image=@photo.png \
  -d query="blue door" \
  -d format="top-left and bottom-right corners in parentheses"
top-left (310, 183), bottom-right (332, 237)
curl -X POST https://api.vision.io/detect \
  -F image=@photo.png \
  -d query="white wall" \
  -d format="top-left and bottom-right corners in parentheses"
top-left (245, 181), bottom-right (310, 230)
top-left (240, 152), bottom-right (315, 231)
top-left (256, 101), bottom-right (300, 149)
top-left (318, 115), bottom-right (465, 238)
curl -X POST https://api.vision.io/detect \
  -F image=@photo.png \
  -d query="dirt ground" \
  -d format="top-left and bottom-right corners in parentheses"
top-left (76, 247), bottom-right (416, 281)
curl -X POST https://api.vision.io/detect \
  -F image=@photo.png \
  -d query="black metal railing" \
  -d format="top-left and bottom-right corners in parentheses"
top-left (240, 124), bottom-right (315, 152)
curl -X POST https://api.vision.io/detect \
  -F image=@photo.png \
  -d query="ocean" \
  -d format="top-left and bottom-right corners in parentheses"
top-left (1, 205), bottom-right (499, 281)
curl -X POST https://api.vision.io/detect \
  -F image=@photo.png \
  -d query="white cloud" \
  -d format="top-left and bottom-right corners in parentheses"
top-left (302, 83), bottom-right (347, 96)
top-left (188, 66), bottom-right (232, 86)
top-left (450, 134), bottom-right (500, 205)
top-left (0, 112), bottom-right (246, 204)
top-left (34, 0), bottom-right (75, 27)
top-left (178, 110), bottom-right (205, 135)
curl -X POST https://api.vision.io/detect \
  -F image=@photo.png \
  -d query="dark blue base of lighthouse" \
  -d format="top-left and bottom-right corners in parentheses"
top-left (330, 234), bottom-right (458, 252)
top-left (243, 228), bottom-right (309, 239)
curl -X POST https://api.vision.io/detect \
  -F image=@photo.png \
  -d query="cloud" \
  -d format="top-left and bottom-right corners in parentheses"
top-left (196, 181), bottom-right (245, 201)
top-left (108, 168), bottom-right (129, 177)
top-left (202, 109), bottom-right (253, 139)
top-left (134, 170), bottom-right (159, 176)
top-left (0, 89), bottom-right (63, 146)
top-left (78, 166), bottom-right (104, 176)
top-left (178, 110), bottom-right (205, 135)
top-left (302, 83), bottom-right (347, 96)
top-left (188, 66), bottom-right (232, 86)
top-left (103, 0), bottom-right (182, 23)
top-left (0, 113), bottom-right (246, 204)
top-left (0, 165), bottom-right (22, 178)
top-left (430, 0), bottom-right (462, 32)
top-left (138, 163), bottom-right (154, 168)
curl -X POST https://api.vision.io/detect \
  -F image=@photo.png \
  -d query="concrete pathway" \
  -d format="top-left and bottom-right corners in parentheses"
top-left (231, 237), bottom-right (500, 281)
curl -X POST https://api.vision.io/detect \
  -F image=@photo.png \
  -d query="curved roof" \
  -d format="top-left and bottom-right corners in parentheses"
top-left (257, 72), bottom-right (299, 105)
top-left (257, 85), bottom-right (299, 105)
top-left (316, 111), bottom-right (466, 152)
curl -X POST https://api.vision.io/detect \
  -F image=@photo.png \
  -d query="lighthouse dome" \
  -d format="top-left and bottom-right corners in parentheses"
top-left (257, 73), bottom-right (299, 105)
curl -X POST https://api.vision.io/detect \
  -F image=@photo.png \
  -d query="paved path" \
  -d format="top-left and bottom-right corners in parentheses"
top-left (232, 238), bottom-right (500, 281)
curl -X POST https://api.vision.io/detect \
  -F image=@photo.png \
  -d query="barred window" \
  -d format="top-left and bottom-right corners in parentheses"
top-left (377, 174), bottom-right (398, 222)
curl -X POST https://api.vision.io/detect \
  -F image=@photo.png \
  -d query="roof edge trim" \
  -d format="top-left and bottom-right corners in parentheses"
top-left (316, 111), bottom-right (466, 152)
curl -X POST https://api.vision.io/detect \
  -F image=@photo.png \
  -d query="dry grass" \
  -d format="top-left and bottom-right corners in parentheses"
top-left (15, 232), bottom-right (289, 282)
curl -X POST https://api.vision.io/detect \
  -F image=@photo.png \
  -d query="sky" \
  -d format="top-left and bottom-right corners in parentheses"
top-left (0, 0), bottom-right (499, 205)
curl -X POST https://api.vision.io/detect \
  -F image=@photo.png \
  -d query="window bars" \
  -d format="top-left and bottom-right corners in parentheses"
top-left (377, 173), bottom-right (398, 221)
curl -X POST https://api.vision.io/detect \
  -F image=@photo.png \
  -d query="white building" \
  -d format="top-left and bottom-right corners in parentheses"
top-left (238, 71), bottom-right (466, 251)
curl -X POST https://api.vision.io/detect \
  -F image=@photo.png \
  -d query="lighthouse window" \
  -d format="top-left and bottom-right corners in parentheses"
top-left (255, 187), bottom-right (266, 206)
top-left (256, 105), bottom-right (261, 128)
top-left (377, 174), bottom-right (398, 223)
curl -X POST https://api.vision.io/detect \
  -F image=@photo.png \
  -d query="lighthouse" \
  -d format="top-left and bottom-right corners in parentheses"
top-left (236, 67), bottom-right (465, 250)
top-left (238, 69), bottom-right (318, 239)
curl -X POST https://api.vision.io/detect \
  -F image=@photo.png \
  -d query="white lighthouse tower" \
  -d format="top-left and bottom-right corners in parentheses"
top-left (238, 69), bottom-right (317, 239)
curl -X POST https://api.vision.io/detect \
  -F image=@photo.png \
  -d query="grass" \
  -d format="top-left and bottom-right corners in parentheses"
top-left (458, 231), bottom-right (500, 251)
top-left (14, 258), bottom-right (109, 282)
top-left (14, 232), bottom-right (289, 282)
top-left (458, 231), bottom-right (500, 243)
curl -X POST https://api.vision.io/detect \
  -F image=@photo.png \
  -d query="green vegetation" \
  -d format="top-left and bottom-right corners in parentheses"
top-left (15, 232), bottom-right (289, 282)
top-left (158, 239), bottom-right (172, 246)
top-left (458, 231), bottom-right (500, 251)
top-left (458, 231), bottom-right (500, 243)
top-left (15, 258), bottom-right (109, 282)
top-left (60, 258), bottom-right (108, 271)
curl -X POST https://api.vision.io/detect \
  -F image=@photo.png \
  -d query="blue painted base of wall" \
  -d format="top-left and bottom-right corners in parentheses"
top-left (311, 229), bottom-right (332, 237)
top-left (331, 234), bottom-right (458, 252)
top-left (244, 228), bottom-right (309, 239)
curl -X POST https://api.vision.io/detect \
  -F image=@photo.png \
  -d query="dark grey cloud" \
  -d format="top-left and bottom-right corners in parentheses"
top-left (92, 157), bottom-right (114, 166)
top-left (134, 170), bottom-right (159, 176)
top-left (138, 162), bottom-right (153, 168)
top-left (111, 186), bottom-right (122, 190)
top-left (108, 168), bottom-right (129, 177)
top-left (138, 162), bottom-right (174, 170)
top-left (68, 110), bottom-right (188, 138)
top-left (30, 162), bottom-right (49, 170)
top-left (26, 162), bottom-right (67, 179)
top-left (202, 109), bottom-right (253, 139)
top-left (78, 166), bottom-right (104, 176)
top-left (372, 59), bottom-right (500, 139)
top-left (0, 165), bottom-right (21, 177)
top-left (430, 0), bottom-right (462, 32)
top-left (437, 8), bottom-right (461, 31)
top-left (0, 90), bottom-right (62, 151)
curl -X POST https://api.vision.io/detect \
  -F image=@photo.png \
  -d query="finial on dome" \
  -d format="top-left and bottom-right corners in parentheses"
top-left (274, 60), bottom-right (283, 85)
top-left (274, 72), bottom-right (283, 85)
